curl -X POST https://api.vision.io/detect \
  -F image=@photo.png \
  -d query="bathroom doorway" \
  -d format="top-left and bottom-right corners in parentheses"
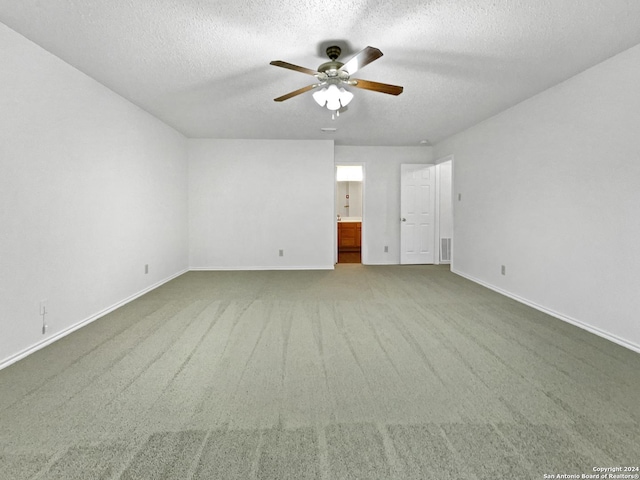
top-left (336, 165), bottom-right (363, 264)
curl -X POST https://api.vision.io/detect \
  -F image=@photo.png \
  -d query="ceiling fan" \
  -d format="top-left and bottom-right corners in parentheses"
top-left (270, 45), bottom-right (403, 114)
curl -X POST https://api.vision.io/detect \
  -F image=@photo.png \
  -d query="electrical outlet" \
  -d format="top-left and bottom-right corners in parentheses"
top-left (279, 249), bottom-right (284, 257)
top-left (501, 265), bottom-right (506, 275)
top-left (384, 246), bottom-right (389, 253)
top-left (145, 264), bottom-right (149, 274)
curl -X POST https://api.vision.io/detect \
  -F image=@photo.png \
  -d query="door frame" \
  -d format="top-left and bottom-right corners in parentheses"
top-left (434, 154), bottom-right (454, 266)
top-left (334, 163), bottom-right (365, 265)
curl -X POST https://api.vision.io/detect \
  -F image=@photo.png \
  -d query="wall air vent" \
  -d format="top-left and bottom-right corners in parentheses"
top-left (440, 238), bottom-right (452, 263)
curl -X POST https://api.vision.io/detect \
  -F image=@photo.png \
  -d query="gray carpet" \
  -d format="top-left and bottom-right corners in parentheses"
top-left (1, 265), bottom-right (638, 479)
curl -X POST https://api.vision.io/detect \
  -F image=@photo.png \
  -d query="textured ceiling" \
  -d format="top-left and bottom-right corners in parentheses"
top-left (2, 0), bottom-right (640, 146)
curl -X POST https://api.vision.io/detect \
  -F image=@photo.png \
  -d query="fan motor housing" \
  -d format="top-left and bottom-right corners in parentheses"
top-left (317, 45), bottom-right (350, 80)
top-left (318, 61), bottom-right (343, 73)
top-left (317, 61), bottom-right (350, 83)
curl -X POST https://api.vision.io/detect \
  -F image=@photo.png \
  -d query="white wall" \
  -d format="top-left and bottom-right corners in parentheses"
top-left (336, 182), bottom-right (348, 217)
top-left (336, 181), bottom-right (362, 218)
top-left (189, 139), bottom-right (335, 269)
top-left (348, 182), bottom-right (363, 218)
top-left (0, 24), bottom-right (189, 367)
top-left (335, 146), bottom-right (434, 264)
top-left (435, 44), bottom-right (640, 351)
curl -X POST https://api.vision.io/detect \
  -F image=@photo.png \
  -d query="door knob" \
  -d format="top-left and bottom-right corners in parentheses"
top-left (401, 218), bottom-right (406, 222)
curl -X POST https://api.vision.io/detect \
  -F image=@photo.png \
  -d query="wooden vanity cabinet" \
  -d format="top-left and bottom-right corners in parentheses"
top-left (338, 222), bottom-right (361, 252)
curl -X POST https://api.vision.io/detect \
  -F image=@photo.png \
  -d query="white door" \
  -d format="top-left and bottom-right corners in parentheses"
top-left (401, 164), bottom-right (435, 264)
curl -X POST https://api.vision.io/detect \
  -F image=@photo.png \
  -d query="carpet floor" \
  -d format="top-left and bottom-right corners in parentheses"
top-left (0, 265), bottom-right (638, 479)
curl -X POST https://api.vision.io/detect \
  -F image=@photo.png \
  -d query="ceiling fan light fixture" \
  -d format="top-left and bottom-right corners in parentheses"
top-left (312, 87), bottom-right (328, 107)
top-left (325, 84), bottom-right (342, 111)
top-left (317, 84), bottom-right (353, 111)
top-left (326, 98), bottom-right (341, 111)
top-left (339, 87), bottom-right (354, 107)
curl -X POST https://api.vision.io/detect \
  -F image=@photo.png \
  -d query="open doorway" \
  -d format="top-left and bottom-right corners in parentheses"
top-left (336, 165), bottom-right (363, 264)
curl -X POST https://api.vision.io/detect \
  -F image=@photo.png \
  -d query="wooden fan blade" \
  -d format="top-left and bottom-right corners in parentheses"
top-left (350, 78), bottom-right (403, 96)
top-left (339, 46), bottom-right (383, 75)
top-left (274, 84), bottom-right (319, 102)
top-left (270, 60), bottom-right (319, 76)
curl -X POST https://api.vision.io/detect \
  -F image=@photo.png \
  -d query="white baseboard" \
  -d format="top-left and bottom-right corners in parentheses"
top-left (189, 266), bottom-right (334, 271)
top-left (0, 269), bottom-right (189, 371)
top-left (359, 262), bottom-right (398, 266)
top-left (8, 266), bottom-right (634, 371)
top-left (452, 268), bottom-right (640, 354)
